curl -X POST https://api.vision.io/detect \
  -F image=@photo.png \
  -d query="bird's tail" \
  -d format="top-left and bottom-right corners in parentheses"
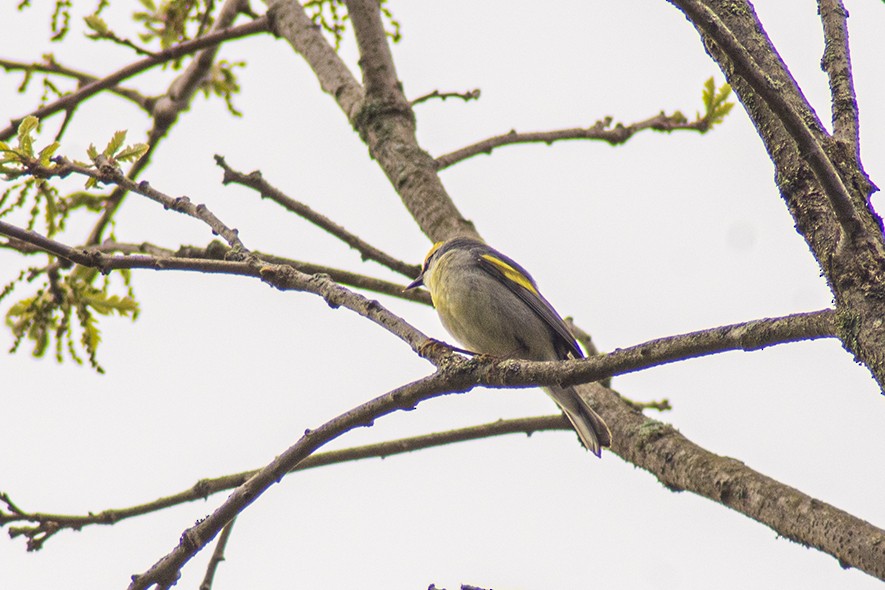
top-left (545, 384), bottom-right (612, 457)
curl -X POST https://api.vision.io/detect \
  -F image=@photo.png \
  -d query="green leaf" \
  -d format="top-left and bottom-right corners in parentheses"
top-left (17, 115), bottom-right (39, 157)
top-left (38, 141), bottom-right (60, 166)
top-left (103, 130), bottom-right (127, 158)
top-left (81, 290), bottom-right (139, 316)
top-left (17, 116), bottom-right (39, 142)
top-left (86, 144), bottom-right (99, 160)
top-left (83, 14), bottom-right (109, 35)
top-left (115, 143), bottom-right (149, 163)
top-left (702, 76), bottom-right (715, 112)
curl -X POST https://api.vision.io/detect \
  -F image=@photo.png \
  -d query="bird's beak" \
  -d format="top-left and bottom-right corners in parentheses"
top-left (404, 274), bottom-right (424, 291)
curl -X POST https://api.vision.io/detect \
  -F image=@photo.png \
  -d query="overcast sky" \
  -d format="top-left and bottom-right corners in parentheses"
top-left (2, 1), bottom-right (884, 589)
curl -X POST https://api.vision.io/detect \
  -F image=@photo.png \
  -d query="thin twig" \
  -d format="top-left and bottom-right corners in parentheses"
top-left (98, 239), bottom-right (431, 304)
top-left (52, 157), bottom-right (247, 252)
top-left (215, 155), bottom-right (420, 277)
top-left (199, 518), bottom-right (236, 590)
top-left (410, 88), bottom-right (481, 106)
top-left (435, 112), bottom-right (707, 170)
top-left (817, 0), bottom-right (860, 158)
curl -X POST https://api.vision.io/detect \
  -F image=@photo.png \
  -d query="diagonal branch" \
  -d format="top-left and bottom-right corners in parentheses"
top-left (0, 224), bottom-right (866, 577)
top-left (215, 155), bottom-right (419, 277)
top-left (0, 219), bottom-right (837, 381)
top-left (0, 220), bottom-right (434, 360)
top-left (435, 112), bottom-right (713, 170)
top-left (198, 518), bottom-right (236, 590)
top-left (87, 0), bottom-right (256, 245)
top-left (0, 57), bottom-right (155, 112)
top-left (670, 0), bottom-right (866, 243)
top-left (817, 0), bottom-right (860, 158)
top-left (126, 372), bottom-right (472, 590)
top-left (0, 17), bottom-right (268, 142)
top-left (0, 416), bottom-right (573, 546)
top-left (265, 0), bottom-right (474, 241)
top-left (49, 157), bottom-right (247, 252)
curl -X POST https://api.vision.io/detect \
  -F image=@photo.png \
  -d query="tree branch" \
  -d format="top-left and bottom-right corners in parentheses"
top-left (86, 0), bottom-right (257, 245)
top-left (0, 17), bottom-right (268, 142)
top-left (198, 518), bottom-right (236, 590)
top-left (410, 88), bottom-right (481, 106)
top-left (668, 0), bottom-right (885, 392)
top-left (48, 157), bottom-right (247, 252)
top-left (214, 155), bottom-right (419, 277)
top-left (817, 0), bottom-right (860, 158)
top-left (435, 111), bottom-right (711, 170)
top-left (469, 309), bottom-right (837, 389)
top-left (0, 416), bottom-right (572, 546)
top-left (583, 379), bottom-right (885, 581)
top-left (669, 0), bottom-right (865, 242)
top-left (0, 57), bottom-right (155, 112)
top-left (126, 372), bottom-right (473, 590)
top-left (264, 0), bottom-right (475, 241)
top-left (94, 239), bottom-right (431, 304)
top-left (0, 220), bottom-right (434, 359)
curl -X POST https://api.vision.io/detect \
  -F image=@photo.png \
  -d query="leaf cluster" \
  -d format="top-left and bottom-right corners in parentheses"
top-left (84, 129), bottom-right (149, 188)
top-left (199, 60), bottom-right (246, 117)
top-left (133, 0), bottom-right (217, 53)
top-left (1, 118), bottom-right (147, 371)
top-left (305, 0), bottom-right (401, 50)
top-left (3, 267), bottom-right (138, 374)
top-left (1, 117), bottom-right (63, 236)
top-left (1, 118), bottom-right (147, 235)
top-left (696, 76), bottom-right (735, 132)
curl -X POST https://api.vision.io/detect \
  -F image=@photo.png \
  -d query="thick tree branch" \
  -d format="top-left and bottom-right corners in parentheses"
top-left (264, 0), bottom-right (475, 241)
top-left (668, 0), bottom-right (885, 393)
top-left (435, 112), bottom-right (713, 170)
top-left (215, 155), bottom-right (419, 277)
top-left (0, 17), bottom-right (268, 142)
top-left (583, 380), bottom-right (885, 581)
top-left (817, 0), bottom-right (860, 158)
top-left (669, 0), bottom-right (865, 242)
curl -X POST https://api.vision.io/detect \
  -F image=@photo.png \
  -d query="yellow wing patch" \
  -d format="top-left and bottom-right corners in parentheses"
top-left (423, 241), bottom-right (445, 266)
top-left (480, 253), bottom-right (539, 295)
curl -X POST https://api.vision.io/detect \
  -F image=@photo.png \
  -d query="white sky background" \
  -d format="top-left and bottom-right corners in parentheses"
top-left (1, 1), bottom-right (884, 588)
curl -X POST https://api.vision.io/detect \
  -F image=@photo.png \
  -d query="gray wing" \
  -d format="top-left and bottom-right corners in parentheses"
top-left (476, 251), bottom-right (583, 360)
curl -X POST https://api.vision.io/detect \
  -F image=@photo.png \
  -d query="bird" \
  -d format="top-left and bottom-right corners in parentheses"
top-left (407, 236), bottom-right (612, 456)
